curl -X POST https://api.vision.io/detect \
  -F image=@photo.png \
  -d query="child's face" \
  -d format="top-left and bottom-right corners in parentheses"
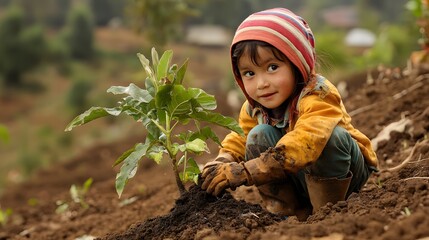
top-left (237, 46), bottom-right (295, 109)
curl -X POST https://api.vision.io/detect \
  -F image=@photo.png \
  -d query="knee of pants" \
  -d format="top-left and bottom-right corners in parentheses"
top-left (324, 126), bottom-right (350, 153)
top-left (246, 124), bottom-right (282, 146)
top-left (308, 126), bottom-right (352, 178)
top-left (245, 124), bottom-right (283, 160)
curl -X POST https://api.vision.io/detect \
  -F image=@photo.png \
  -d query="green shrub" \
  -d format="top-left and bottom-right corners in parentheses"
top-left (66, 75), bottom-right (94, 115)
top-left (63, 3), bottom-right (94, 60)
top-left (0, 4), bottom-right (47, 87)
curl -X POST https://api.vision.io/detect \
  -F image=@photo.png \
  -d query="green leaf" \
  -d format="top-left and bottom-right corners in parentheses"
top-left (151, 47), bottom-right (159, 70)
top-left (177, 155), bottom-right (186, 166)
top-left (70, 184), bottom-right (79, 203)
top-left (169, 64), bottom-right (178, 73)
top-left (187, 158), bottom-right (201, 173)
top-left (167, 64), bottom-right (177, 84)
top-left (185, 138), bottom-right (209, 154)
top-left (145, 116), bottom-right (163, 140)
top-left (148, 152), bottom-right (163, 164)
top-left (177, 143), bottom-right (187, 152)
top-left (137, 53), bottom-right (156, 86)
top-left (65, 107), bottom-right (122, 131)
top-left (188, 88), bottom-right (217, 110)
top-left (155, 84), bottom-right (173, 109)
top-left (190, 111), bottom-right (244, 136)
top-left (179, 158), bottom-right (201, 184)
top-left (115, 143), bottom-right (150, 198)
top-left (190, 126), bottom-right (222, 146)
top-left (0, 125), bottom-right (9, 144)
top-left (55, 203), bottom-right (69, 214)
top-left (157, 85), bottom-right (193, 116)
top-left (406, 0), bottom-right (422, 17)
top-left (171, 143), bottom-right (180, 156)
top-left (145, 77), bottom-right (156, 97)
top-left (174, 58), bottom-right (188, 85)
top-left (107, 84), bottom-right (153, 103)
top-left (113, 144), bottom-right (140, 167)
top-left (82, 178), bottom-right (93, 193)
top-left (157, 50), bottom-right (173, 81)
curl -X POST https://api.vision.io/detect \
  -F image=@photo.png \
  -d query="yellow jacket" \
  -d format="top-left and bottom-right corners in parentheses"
top-left (219, 76), bottom-right (378, 173)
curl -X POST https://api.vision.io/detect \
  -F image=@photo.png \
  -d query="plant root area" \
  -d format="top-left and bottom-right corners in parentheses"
top-left (1, 68), bottom-right (429, 240)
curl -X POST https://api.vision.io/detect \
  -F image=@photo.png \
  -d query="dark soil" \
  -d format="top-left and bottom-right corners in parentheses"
top-left (101, 185), bottom-right (281, 240)
top-left (1, 59), bottom-right (429, 239)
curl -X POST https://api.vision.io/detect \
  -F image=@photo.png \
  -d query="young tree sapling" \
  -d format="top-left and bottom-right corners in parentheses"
top-left (65, 48), bottom-right (243, 197)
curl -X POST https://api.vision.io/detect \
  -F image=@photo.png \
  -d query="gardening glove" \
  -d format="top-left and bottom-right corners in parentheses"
top-left (202, 148), bottom-right (287, 196)
top-left (242, 148), bottom-right (287, 186)
top-left (201, 161), bottom-right (253, 196)
top-left (202, 153), bottom-right (235, 173)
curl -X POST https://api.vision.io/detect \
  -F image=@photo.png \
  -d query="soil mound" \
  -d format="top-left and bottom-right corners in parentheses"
top-left (101, 185), bottom-right (281, 240)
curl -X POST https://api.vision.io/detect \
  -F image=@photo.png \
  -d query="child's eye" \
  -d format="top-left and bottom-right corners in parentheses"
top-left (242, 71), bottom-right (254, 78)
top-left (268, 64), bottom-right (278, 72)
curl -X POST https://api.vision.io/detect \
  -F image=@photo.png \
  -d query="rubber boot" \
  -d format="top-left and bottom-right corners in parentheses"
top-left (258, 181), bottom-right (298, 216)
top-left (305, 171), bottom-right (353, 213)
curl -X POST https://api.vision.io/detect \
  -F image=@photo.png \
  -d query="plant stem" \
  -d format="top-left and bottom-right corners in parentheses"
top-left (165, 113), bottom-right (186, 195)
top-left (172, 158), bottom-right (186, 195)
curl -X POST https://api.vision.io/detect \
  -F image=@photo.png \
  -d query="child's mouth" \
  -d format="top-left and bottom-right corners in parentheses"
top-left (259, 92), bottom-right (275, 99)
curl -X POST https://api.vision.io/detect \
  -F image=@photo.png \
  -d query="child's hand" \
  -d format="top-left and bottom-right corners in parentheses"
top-left (201, 156), bottom-right (232, 173)
top-left (201, 162), bottom-right (252, 196)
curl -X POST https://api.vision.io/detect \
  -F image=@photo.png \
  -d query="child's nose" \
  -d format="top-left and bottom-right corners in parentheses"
top-left (257, 76), bottom-right (269, 90)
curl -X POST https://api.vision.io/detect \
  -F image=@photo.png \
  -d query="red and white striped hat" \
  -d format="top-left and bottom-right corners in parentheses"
top-left (231, 8), bottom-right (316, 85)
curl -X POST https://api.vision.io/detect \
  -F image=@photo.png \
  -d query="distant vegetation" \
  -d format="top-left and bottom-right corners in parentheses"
top-left (0, 4), bottom-right (46, 87)
top-left (0, 0), bottom-right (418, 89)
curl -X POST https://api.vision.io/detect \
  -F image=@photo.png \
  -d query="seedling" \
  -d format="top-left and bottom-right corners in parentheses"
top-left (65, 48), bottom-right (243, 197)
top-left (56, 178), bottom-right (93, 213)
top-left (0, 206), bottom-right (12, 227)
top-left (400, 207), bottom-right (411, 217)
top-left (0, 124), bottom-right (9, 144)
top-left (373, 177), bottom-right (383, 188)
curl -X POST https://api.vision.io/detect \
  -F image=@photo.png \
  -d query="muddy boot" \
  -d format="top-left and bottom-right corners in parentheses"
top-left (258, 182), bottom-right (298, 216)
top-left (305, 171), bottom-right (352, 213)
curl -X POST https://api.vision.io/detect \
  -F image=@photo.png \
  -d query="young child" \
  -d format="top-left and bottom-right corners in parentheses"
top-left (201, 8), bottom-right (378, 218)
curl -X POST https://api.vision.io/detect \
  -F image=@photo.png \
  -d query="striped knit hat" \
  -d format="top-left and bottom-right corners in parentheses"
top-left (231, 8), bottom-right (316, 98)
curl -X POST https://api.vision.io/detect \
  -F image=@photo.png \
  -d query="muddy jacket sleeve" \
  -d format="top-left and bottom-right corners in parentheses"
top-left (276, 82), bottom-right (344, 173)
top-left (276, 79), bottom-right (378, 173)
top-left (218, 101), bottom-right (257, 162)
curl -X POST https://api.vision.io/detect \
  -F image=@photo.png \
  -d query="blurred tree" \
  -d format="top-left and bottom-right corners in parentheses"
top-left (67, 75), bottom-right (93, 115)
top-left (126, 0), bottom-right (204, 46)
top-left (46, 0), bottom-right (72, 28)
top-left (62, 3), bottom-right (94, 60)
top-left (300, 1), bottom-right (326, 31)
top-left (314, 30), bottom-right (349, 75)
top-left (89, 0), bottom-right (126, 26)
top-left (2, 0), bottom-right (71, 28)
top-left (189, 0), bottom-right (251, 30)
top-left (369, 0), bottom-right (409, 23)
top-left (356, 0), bottom-right (380, 32)
top-left (0, 4), bottom-right (47, 87)
top-left (406, 0), bottom-right (429, 49)
top-left (248, 0), bottom-right (303, 13)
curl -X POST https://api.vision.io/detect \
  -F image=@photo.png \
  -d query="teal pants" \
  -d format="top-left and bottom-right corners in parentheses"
top-left (245, 124), bottom-right (373, 199)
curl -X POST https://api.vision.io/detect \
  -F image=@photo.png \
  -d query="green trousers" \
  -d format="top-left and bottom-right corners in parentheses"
top-left (245, 124), bottom-right (373, 199)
